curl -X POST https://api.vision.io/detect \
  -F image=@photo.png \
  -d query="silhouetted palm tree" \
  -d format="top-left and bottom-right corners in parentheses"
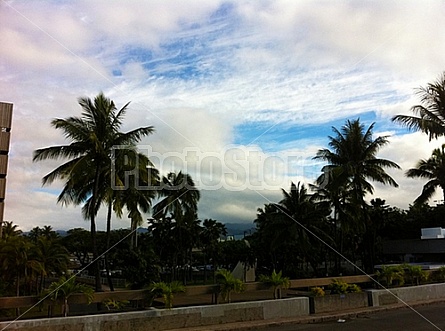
top-left (200, 219), bottom-right (227, 282)
top-left (314, 119), bottom-right (400, 272)
top-left (152, 172), bottom-right (200, 282)
top-left (314, 119), bottom-right (400, 210)
top-left (406, 144), bottom-right (445, 204)
top-left (33, 93), bottom-right (155, 291)
top-left (392, 73), bottom-right (445, 140)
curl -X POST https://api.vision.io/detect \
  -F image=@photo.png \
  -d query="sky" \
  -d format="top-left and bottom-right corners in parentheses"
top-left (2, 0), bottom-right (445, 232)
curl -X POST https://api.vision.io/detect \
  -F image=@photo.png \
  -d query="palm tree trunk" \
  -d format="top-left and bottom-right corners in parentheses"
top-left (105, 201), bottom-right (114, 291)
top-left (91, 165), bottom-right (102, 292)
top-left (63, 298), bottom-right (69, 317)
top-left (16, 273), bottom-right (20, 316)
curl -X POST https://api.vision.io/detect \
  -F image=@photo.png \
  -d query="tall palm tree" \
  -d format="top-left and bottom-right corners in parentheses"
top-left (152, 171), bottom-right (200, 221)
top-left (0, 236), bottom-right (32, 296)
top-left (406, 144), bottom-right (445, 204)
top-left (33, 93), bottom-right (155, 291)
top-left (32, 237), bottom-right (69, 294)
top-left (311, 168), bottom-right (357, 274)
top-left (200, 219), bottom-right (227, 282)
top-left (0, 221), bottom-right (22, 239)
top-left (116, 153), bottom-right (159, 249)
top-left (392, 73), bottom-right (445, 140)
top-left (276, 181), bottom-right (331, 273)
top-left (314, 119), bottom-right (400, 209)
top-left (314, 119), bottom-right (400, 272)
top-left (152, 172), bottom-right (200, 282)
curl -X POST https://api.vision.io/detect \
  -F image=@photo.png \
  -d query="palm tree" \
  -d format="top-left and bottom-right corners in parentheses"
top-left (314, 120), bottom-right (400, 272)
top-left (153, 171), bottom-right (200, 221)
top-left (276, 182), bottom-right (331, 274)
top-left (200, 219), bottom-right (227, 282)
top-left (258, 269), bottom-right (290, 299)
top-left (33, 93), bottom-right (155, 291)
top-left (0, 236), bottom-right (31, 296)
top-left (406, 144), bottom-right (445, 204)
top-left (392, 73), bottom-right (445, 140)
top-left (149, 281), bottom-right (185, 309)
top-left (116, 152), bottom-right (159, 249)
top-left (152, 171), bottom-right (200, 282)
top-left (314, 119), bottom-right (400, 209)
top-left (45, 275), bottom-right (94, 317)
top-left (32, 237), bottom-right (69, 294)
top-left (1, 221), bottom-right (22, 239)
top-left (311, 169), bottom-right (358, 275)
top-left (216, 268), bottom-right (245, 303)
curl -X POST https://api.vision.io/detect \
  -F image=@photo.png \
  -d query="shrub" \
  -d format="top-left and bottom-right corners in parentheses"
top-left (433, 266), bottom-right (445, 282)
top-left (102, 298), bottom-right (129, 311)
top-left (327, 279), bottom-right (361, 294)
top-left (216, 269), bottom-right (245, 303)
top-left (346, 283), bottom-right (361, 293)
top-left (258, 270), bottom-right (290, 299)
top-left (149, 281), bottom-right (185, 309)
top-left (402, 264), bottom-right (428, 285)
top-left (310, 286), bottom-right (325, 297)
top-left (328, 279), bottom-right (349, 294)
top-left (376, 265), bottom-right (405, 287)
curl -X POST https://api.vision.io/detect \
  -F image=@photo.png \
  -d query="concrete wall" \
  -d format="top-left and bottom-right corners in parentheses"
top-left (368, 283), bottom-right (445, 306)
top-left (0, 297), bottom-right (309, 331)
top-left (311, 292), bottom-right (369, 313)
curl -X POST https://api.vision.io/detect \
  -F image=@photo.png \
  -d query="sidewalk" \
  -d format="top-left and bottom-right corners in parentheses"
top-left (168, 298), bottom-right (445, 331)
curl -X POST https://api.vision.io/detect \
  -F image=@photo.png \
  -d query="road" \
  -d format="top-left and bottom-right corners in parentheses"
top-left (264, 302), bottom-right (445, 331)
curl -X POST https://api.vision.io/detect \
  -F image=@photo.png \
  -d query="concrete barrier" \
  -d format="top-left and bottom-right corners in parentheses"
top-left (368, 283), bottom-right (445, 306)
top-left (310, 292), bottom-right (369, 313)
top-left (0, 297), bottom-right (309, 331)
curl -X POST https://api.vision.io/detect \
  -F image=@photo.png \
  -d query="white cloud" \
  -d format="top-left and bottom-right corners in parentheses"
top-left (2, 1), bottom-right (445, 231)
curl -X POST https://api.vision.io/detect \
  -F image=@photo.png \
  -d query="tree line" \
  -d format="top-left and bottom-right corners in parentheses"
top-left (2, 72), bottom-right (445, 297)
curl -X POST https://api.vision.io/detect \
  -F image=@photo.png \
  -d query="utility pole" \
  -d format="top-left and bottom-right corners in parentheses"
top-left (0, 102), bottom-right (12, 239)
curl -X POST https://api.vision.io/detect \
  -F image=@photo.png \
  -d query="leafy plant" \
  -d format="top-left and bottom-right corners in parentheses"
top-left (102, 298), bottom-right (129, 311)
top-left (310, 286), bottom-right (325, 297)
top-left (346, 283), bottom-right (361, 293)
top-left (258, 270), bottom-right (290, 299)
top-left (402, 264), bottom-right (428, 285)
top-left (328, 279), bottom-right (361, 294)
top-left (376, 265), bottom-right (405, 287)
top-left (149, 281), bottom-right (185, 309)
top-left (44, 276), bottom-right (94, 317)
top-left (216, 269), bottom-right (245, 303)
top-left (433, 266), bottom-right (445, 282)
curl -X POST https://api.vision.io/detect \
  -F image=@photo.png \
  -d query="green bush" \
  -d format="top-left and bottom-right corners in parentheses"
top-left (102, 298), bottom-right (130, 311)
top-left (328, 279), bottom-right (349, 294)
top-left (346, 283), bottom-right (361, 293)
top-left (432, 266), bottom-right (445, 282)
top-left (402, 264), bottom-right (428, 285)
top-left (376, 265), bottom-right (405, 287)
top-left (327, 279), bottom-right (361, 294)
top-left (310, 286), bottom-right (325, 297)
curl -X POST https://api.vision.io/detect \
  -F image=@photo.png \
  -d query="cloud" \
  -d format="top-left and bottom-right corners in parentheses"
top-left (2, 1), bottom-right (445, 231)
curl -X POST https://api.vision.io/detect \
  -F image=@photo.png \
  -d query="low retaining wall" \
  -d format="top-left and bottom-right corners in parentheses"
top-left (310, 292), bottom-right (369, 313)
top-left (368, 283), bottom-right (445, 306)
top-left (0, 297), bottom-right (309, 331)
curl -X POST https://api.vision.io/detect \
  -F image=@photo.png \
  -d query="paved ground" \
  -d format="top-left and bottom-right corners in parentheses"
top-left (263, 302), bottom-right (445, 331)
top-left (168, 299), bottom-right (445, 331)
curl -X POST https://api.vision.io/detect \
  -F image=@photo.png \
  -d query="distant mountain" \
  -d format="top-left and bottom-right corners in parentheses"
top-left (25, 223), bottom-right (255, 237)
top-left (56, 230), bottom-right (68, 237)
top-left (224, 222), bottom-right (256, 236)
